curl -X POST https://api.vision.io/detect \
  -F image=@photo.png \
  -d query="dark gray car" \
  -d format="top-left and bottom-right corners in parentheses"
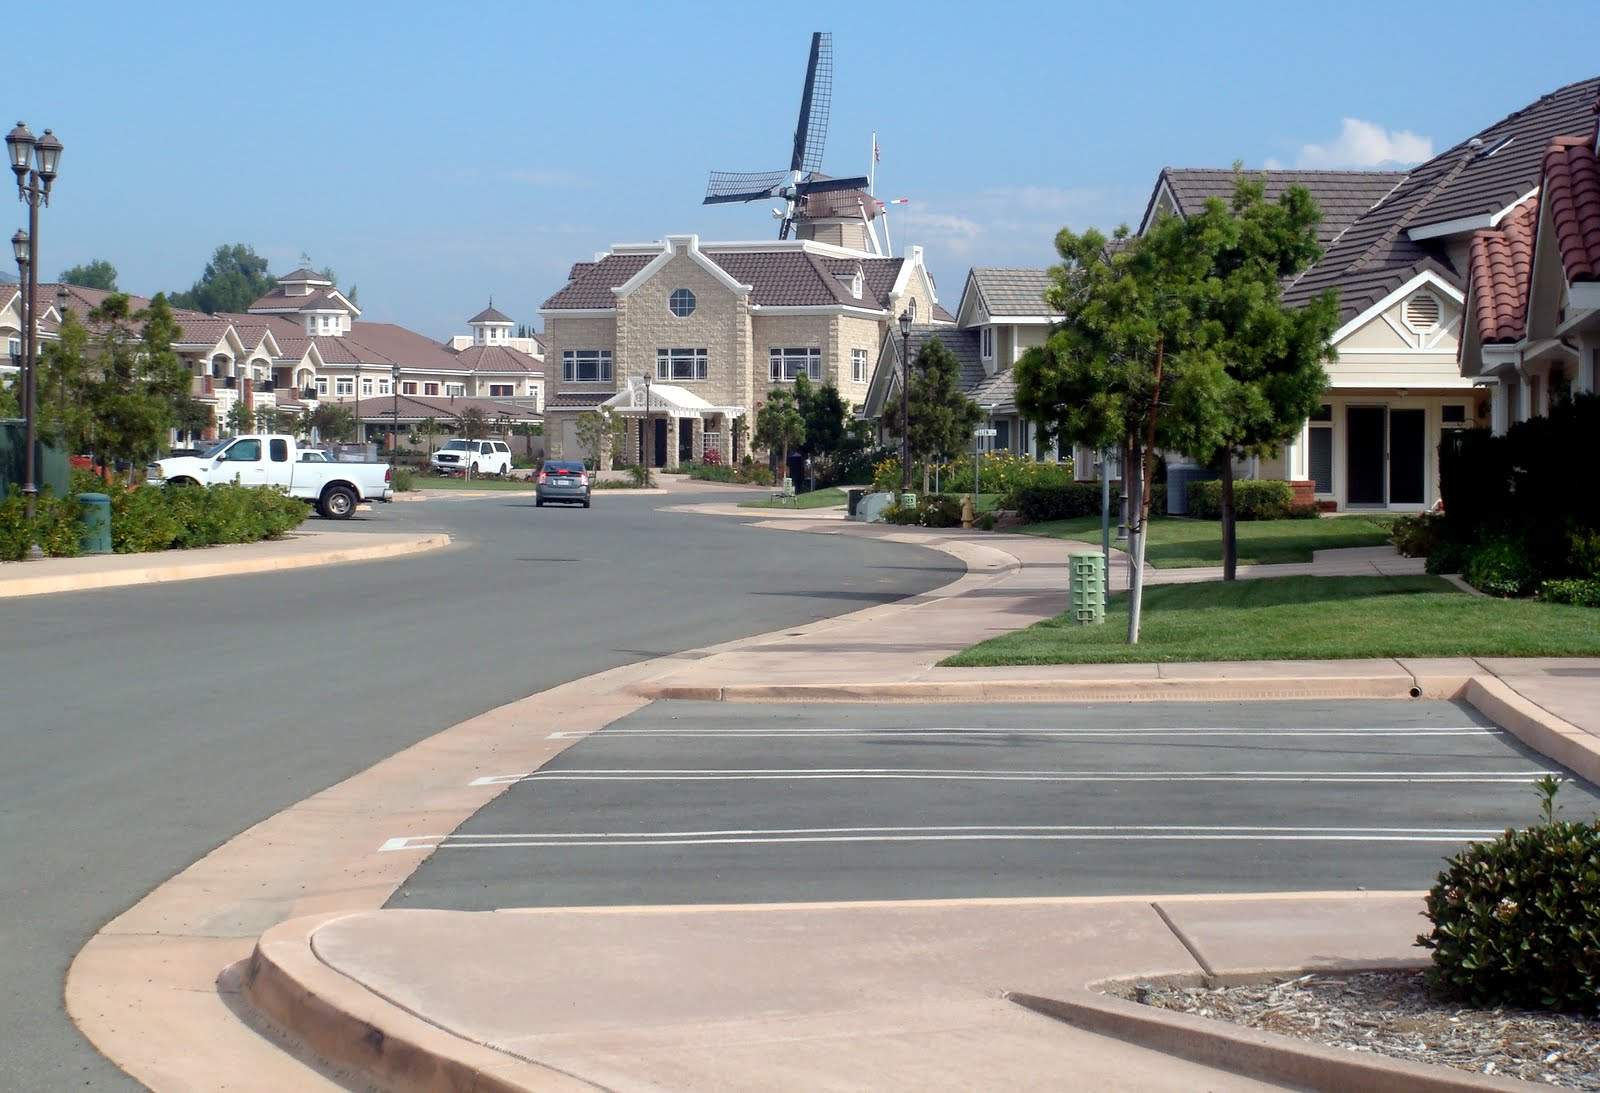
top-left (535, 460), bottom-right (591, 508)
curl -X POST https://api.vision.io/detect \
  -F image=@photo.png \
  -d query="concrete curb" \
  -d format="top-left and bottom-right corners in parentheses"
top-left (0, 532), bottom-right (450, 599)
top-left (244, 913), bottom-right (595, 1093)
top-left (1009, 984), bottom-right (1524, 1092)
top-left (1463, 674), bottom-right (1600, 786)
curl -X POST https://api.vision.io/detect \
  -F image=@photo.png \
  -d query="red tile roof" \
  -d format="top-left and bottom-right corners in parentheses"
top-left (1542, 134), bottom-right (1600, 283)
top-left (1466, 198), bottom-right (1538, 344)
top-left (451, 343), bottom-right (541, 374)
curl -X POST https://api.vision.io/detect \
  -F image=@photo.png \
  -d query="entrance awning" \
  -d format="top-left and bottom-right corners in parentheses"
top-left (603, 376), bottom-right (745, 419)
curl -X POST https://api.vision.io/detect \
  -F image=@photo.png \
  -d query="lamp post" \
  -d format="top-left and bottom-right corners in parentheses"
top-left (353, 362), bottom-right (362, 450)
top-left (897, 308), bottom-right (912, 496)
top-left (390, 363), bottom-right (402, 470)
top-left (6, 121), bottom-right (62, 561)
top-left (640, 372), bottom-right (653, 475)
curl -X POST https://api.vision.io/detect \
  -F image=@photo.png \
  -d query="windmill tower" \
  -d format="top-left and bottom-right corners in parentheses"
top-left (702, 33), bottom-right (874, 245)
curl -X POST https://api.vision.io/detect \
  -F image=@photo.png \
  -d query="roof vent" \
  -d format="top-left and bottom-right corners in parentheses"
top-left (1403, 291), bottom-right (1441, 332)
top-left (1473, 136), bottom-right (1514, 160)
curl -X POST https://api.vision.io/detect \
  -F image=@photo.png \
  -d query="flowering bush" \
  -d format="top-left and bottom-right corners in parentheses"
top-left (937, 451), bottom-right (1074, 496)
top-left (701, 447), bottom-right (724, 466)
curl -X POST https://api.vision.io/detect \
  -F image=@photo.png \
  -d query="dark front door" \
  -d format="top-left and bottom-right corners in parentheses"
top-left (653, 418), bottom-right (668, 467)
top-left (679, 420), bottom-right (694, 464)
top-left (1346, 407), bottom-right (1386, 505)
top-left (1388, 409), bottom-right (1425, 505)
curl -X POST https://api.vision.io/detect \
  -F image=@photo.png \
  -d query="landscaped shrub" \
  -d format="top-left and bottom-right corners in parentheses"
top-left (1186, 479), bottom-right (1294, 521)
top-left (883, 494), bottom-right (964, 528)
top-left (0, 487), bottom-right (83, 561)
top-left (1010, 482), bottom-right (1118, 522)
top-left (1540, 578), bottom-right (1600, 608)
top-left (1425, 538), bottom-right (1471, 576)
top-left (1566, 527), bottom-right (1600, 578)
top-left (391, 466), bottom-right (417, 492)
top-left (687, 463), bottom-right (736, 483)
top-left (1419, 777), bottom-right (1600, 1013)
top-left (938, 451), bottom-right (1075, 496)
top-left (1391, 513), bottom-right (1447, 558)
top-left (1464, 536), bottom-right (1539, 597)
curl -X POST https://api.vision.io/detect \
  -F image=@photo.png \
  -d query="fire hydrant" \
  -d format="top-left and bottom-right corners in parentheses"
top-left (961, 494), bottom-right (975, 529)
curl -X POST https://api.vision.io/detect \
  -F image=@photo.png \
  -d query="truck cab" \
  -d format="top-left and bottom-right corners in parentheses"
top-left (148, 434), bottom-right (393, 519)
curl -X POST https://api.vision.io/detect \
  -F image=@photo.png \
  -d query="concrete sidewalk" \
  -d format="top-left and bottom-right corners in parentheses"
top-left (249, 893), bottom-right (1462, 1093)
top-left (0, 525), bottom-right (449, 598)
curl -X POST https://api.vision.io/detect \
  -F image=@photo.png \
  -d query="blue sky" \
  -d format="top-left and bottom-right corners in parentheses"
top-left (9, 0), bottom-right (1596, 338)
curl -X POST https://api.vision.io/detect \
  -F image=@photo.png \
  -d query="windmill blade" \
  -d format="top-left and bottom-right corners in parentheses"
top-left (790, 32), bottom-right (832, 174)
top-left (794, 174), bottom-right (870, 196)
top-left (703, 169), bottom-right (790, 205)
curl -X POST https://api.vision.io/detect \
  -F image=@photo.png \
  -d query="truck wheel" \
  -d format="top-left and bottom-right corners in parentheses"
top-left (167, 476), bottom-right (199, 488)
top-left (470, 462), bottom-right (480, 476)
top-left (321, 485), bottom-right (357, 519)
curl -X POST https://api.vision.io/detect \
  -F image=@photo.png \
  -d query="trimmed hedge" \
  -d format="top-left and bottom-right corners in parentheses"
top-left (1463, 536), bottom-right (1539, 598)
top-left (1185, 479), bottom-right (1310, 521)
top-left (883, 494), bottom-right (964, 528)
top-left (1419, 778), bottom-right (1600, 1013)
top-left (1010, 482), bottom-right (1167, 523)
top-left (0, 487), bottom-right (83, 561)
top-left (1540, 578), bottom-right (1600, 607)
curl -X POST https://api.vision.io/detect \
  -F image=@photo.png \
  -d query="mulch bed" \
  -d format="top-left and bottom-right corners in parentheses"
top-left (1122, 970), bottom-right (1600, 1088)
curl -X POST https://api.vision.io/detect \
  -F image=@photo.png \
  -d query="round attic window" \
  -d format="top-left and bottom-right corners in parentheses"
top-left (669, 288), bottom-right (696, 318)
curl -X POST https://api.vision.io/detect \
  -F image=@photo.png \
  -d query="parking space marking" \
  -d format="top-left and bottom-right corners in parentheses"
top-left (380, 823), bottom-right (1509, 853)
top-left (546, 726), bottom-right (1497, 740)
top-left (470, 766), bottom-right (1553, 787)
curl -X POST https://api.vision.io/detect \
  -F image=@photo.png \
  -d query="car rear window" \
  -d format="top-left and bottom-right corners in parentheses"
top-left (545, 462), bottom-right (585, 473)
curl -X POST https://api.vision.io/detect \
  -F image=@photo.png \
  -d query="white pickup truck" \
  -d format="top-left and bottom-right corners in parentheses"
top-left (148, 434), bottom-right (393, 519)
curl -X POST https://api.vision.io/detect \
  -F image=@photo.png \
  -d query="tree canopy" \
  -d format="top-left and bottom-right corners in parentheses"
top-left (881, 336), bottom-right (982, 488)
top-left (754, 387), bottom-right (805, 473)
top-left (169, 244), bottom-right (276, 314)
top-left (792, 373), bottom-right (849, 459)
top-left (59, 259), bottom-right (118, 291)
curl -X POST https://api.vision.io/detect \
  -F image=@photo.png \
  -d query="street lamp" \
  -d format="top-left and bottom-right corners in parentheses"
top-left (897, 307), bottom-right (912, 496)
top-left (390, 363), bottom-right (402, 469)
top-left (6, 121), bottom-right (62, 561)
top-left (639, 372), bottom-right (653, 471)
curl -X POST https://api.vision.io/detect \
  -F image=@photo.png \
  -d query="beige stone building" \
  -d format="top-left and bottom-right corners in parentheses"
top-left (539, 207), bottom-right (940, 468)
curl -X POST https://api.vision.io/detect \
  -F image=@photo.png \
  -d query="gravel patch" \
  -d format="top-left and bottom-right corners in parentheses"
top-left (1122, 971), bottom-right (1600, 1088)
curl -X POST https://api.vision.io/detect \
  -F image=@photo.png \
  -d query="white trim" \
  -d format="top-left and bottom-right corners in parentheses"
top-left (1138, 177), bottom-right (1181, 235)
top-left (612, 234), bottom-right (751, 299)
top-left (749, 304), bottom-right (887, 317)
top-left (1488, 188), bottom-right (1540, 227)
top-left (984, 314), bottom-right (1057, 325)
top-left (1331, 269), bottom-right (1464, 346)
top-left (1406, 213), bottom-right (1495, 242)
top-left (1569, 282), bottom-right (1600, 311)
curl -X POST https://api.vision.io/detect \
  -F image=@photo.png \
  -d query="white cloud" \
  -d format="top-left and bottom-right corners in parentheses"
top-left (1292, 118), bottom-right (1433, 169)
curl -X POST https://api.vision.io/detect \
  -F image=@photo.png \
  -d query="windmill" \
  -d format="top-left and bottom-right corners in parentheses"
top-left (702, 32), bottom-right (871, 239)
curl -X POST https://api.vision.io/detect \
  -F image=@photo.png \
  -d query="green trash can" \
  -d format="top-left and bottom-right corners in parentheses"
top-left (78, 492), bottom-right (112, 555)
top-left (1068, 551), bottom-right (1106, 625)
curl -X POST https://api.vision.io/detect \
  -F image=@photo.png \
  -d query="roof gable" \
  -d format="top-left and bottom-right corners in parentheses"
top-left (1143, 168), bottom-right (1406, 247)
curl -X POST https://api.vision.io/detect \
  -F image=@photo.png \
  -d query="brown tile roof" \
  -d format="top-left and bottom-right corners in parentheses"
top-left (451, 343), bottom-right (541, 374)
top-left (1466, 198), bottom-right (1538, 344)
top-left (355, 392), bottom-right (540, 423)
top-left (547, 390), bottom-right (612, 410)
top-left (968, 268), bottom-right (1057, 317)
top-left (343, 322), bottom-right (460, 368)
top-left (1542, 135), bottom-right (1600, 283)
top-left (1151, 168), bottom-right (1407, 247)
top-left (247, 285), bottom-right (352, 313)
top-left (468, 303), bottom-right (514, 324)
top-left (1283, 76), bottom-right (1600, 324)
top-left (542, 254), bottom-right (653, 309)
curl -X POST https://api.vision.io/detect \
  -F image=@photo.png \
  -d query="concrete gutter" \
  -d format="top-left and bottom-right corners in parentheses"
top-left (0, 531), bottom-right (449, 599)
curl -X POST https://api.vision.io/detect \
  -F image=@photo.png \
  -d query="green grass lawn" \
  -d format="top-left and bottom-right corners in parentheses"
top-left (417, 475), bottom-right (535, 491)
top-left (740, 486), bottom-right (854, 509)
top-left (1017, 514), bottom-right (1392, 568)
top-left (943, 575), bottom-right (1600, 666)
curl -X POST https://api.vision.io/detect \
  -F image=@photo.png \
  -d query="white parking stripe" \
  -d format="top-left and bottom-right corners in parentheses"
top-left (470, 766), bottom-right (1553, 787)
top-left (547, 726), bottom-right (1496, 740)
top-left (380, 823), bottom-right (1509, 853)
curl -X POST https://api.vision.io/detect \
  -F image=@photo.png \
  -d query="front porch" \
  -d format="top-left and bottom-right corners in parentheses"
top-left (604, 378), bottom-right (747, 470)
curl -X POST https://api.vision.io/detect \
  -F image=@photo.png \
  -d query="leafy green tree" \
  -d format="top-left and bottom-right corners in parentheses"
top-left (457, 406), bottom-right (488, 439)
top-left (86, 294), bottom-right (191, 476)
top-left (224, 400), bottom-right (254, 435)
top-left (417, 415), bottom-right (440, 458)
top-left (59, 259), bottom-right (117, 291)
top-left (1015, 218), bottom-right (1221, 643)
top-left (793, 373), bottom-right (849, 459)
top-left (1171, 172), bottom-right (1338, 579)
top-left (0, 372), bottom-right (19, 417)
top-left (169, 244), bottom-right (275, 314)
top-left (255, 405), bottom-right (280, 434)
top-left (575, 406), bottom-right (625, 467)
top-left (174, 396), bottom-right (213, 442)
top-left (35, 308), bottom-right (95, 449)
top-left (880, 337), bottom-right (981, 491)
top-left (754, 387), bottom-right (805, 476)
top-left (309, 402), bottom-right (355, 442)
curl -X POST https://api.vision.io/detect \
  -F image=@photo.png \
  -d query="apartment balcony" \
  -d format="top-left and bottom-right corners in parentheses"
top-left (191, 375), bottom-right (216, 398)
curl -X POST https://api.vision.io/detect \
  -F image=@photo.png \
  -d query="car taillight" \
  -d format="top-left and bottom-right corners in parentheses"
top-left (537, 471), bottom-right (548, 484)
top-left (385, 466), bottom-right (392, 482)
top-left (578, 474), bottom-right (589, 486)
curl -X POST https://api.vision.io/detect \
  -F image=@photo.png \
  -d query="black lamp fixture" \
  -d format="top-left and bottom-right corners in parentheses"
top-left (897, 307), bottom-right (913, 493)
top-left (11, 227), bottom-right (27, 266)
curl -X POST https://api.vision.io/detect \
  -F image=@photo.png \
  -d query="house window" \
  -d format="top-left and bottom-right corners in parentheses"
top-left (361, 376), bottom-right (374, 396)
top-left (6, 336), bottom-right (19, 360)
top-left (377, 378), bottom-right (391, 395)
top-left (657, 347), bottom-right (709, 381)
top-left (994, 419), bottom-right (1011, 451)
top-left (851, 348), bottom-right (868, 383)
top-left (445, 382), bottom-right (465, 397)
top-left (769, 347), bottom-right (821, 382)
top-left (315, 377), bottom-right (329, 396)
top-left (1309, 404), bottom-right (1334, 495)
top-left (980, 327), bottom-right (993, 361)
top-left (489, 383), bottom-right (514, 396)
top-left (1441, 405), bottom-right (1467, 429)
top-left (425, 382), bottom-right (439, 396)
top-left (562, 349), bottom-right (613, 382)
top-left (402, 381), bottom-right (418, 395)
top-left (669, 289), bottom-right (696, 318)
top-left (335, 377), bottom-right (354, 396)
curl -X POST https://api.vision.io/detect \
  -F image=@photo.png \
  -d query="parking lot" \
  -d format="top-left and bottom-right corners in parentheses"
top-left (387, 699), bottom-right (1600, 910)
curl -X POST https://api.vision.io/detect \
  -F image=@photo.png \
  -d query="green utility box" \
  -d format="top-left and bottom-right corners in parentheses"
top-left (0, 419), bottom-right (69, 497)
top-left (1068, 551), bottom-right (1107, 625)
top-left (78, 493), bottom-right (112, 555)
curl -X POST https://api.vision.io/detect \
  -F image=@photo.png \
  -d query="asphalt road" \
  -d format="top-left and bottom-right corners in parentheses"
top-left (0, 490), bottom-right (961, 1090)
top-left (390, 699), bottom-right (1600, 909)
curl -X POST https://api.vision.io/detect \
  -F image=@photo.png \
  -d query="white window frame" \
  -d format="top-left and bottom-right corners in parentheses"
top-left (980, 326), bottom-right (994, 361)
top-left (401, 381), bottom-right (418, 395)
top-left (334, 377), bottom-right (354, 396)
top-left (424, 382), bottom-right (439, 396)
top-left (444, 382), bottom-right (466, 397)
top-left (361, 376), bottom-right (374, 396)
top-left (315, 377), bottom-right (329, 396)
top-left (377, 377), bottom-right (391, 395)
top-left (851, 347), bottom-right (868, 383)
top-left (657, 347), bottom-right (709, 381)
top-left (562, 349), bottom-right (613, 383)
top-left (1308, 403), bottom-right (1334, 497)
top-left (768, 347), bottom-right (822, 382)
top-left (668, 288), bottom-right (696, 318)
top-left (489, 383), bottom-right (514, 396)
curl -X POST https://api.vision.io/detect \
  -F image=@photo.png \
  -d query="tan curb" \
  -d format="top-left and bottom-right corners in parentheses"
top-left (0, 532), bottom-right (450, 599)
top-left (245, 913), bottom-right (595, 1093)
top-left (1009, 985), bottom-right (1523, 1092)
top-left (1463, 675), bottom-right (1600, 786)
top-left (636, 675), bottom-right (1443, 704)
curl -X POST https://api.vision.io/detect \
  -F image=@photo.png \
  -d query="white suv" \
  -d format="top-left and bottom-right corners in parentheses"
top-left (431, 439), bottom-right (513, 476)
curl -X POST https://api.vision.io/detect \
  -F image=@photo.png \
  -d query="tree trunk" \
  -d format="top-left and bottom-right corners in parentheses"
top-left (1128, 336), bottom-right (1166, 646)
top-left (1219, 454), bottom-right (1238, 581)
top-left (1126, 439), bottom-right (1146, 645)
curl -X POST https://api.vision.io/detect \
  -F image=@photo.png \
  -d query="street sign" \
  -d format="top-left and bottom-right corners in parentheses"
top-left (974, 428), bottom-right (997, 438)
